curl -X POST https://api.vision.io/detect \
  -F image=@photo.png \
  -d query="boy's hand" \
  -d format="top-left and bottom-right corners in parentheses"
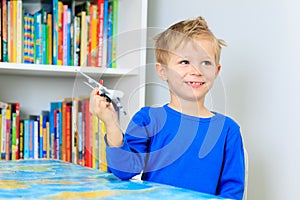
top-left (89, 88), bottom-right (118, 124)
top-left (89, 88), bottom-right (123, 147)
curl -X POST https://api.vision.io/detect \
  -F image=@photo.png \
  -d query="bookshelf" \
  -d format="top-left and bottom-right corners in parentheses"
top-left (0, 0), bottom-right (148, 130)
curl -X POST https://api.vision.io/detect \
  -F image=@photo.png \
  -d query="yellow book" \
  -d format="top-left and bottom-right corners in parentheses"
top-left (92, 115), bottom-right (99, 169)
top-left (79, 11), bottom-right (87, 66)
top-left (46, 121), bottom-right (50, 159)
top-left (47, 13), bottom-right (53, 65)
top-left (99, 120), bottom-right (107, 172)
top-left (16, 1), bottom-right (22, 63)
top-left (5, 104), bottom-right (11, 160)
top-left (89, 4), bottom-right (98, 67)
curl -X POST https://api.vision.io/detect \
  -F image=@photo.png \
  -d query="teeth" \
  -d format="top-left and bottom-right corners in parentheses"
top-left (189, 82), bottom-right (203, 85)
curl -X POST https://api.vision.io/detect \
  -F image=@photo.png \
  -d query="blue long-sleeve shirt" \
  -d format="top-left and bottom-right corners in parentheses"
top-left (106, 104), bottom-right (245, 199)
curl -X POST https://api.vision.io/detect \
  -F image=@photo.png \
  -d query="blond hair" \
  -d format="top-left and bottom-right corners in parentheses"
top-left (154, 16), bottom-right (226, 65)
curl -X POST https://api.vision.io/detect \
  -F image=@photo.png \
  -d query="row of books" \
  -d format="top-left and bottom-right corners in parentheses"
top-left (0, 0), bottom-right (118, 68)
top-left (0, 98), bottom-right (110, 172)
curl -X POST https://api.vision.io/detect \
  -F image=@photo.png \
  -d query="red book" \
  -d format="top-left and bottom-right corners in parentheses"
top-left (83, 99), bottom-right (92, 168)
top-left (66, 104), bottom-right (72, 162)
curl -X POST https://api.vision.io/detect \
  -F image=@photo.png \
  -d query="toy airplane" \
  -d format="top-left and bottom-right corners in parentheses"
top-left (79, 71), bottom-right (127, 115)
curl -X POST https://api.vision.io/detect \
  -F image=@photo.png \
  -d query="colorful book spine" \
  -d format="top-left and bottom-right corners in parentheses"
top-left (5, 103), bottom-right (11, 160)
top-left (16, 0), bottom-right (23, 63)
top-left (62, 4), bottom-right (68, 66)
top-left (41, 10), bottom-right (47, 65)
top-left (57, 1), bottom-right (63, 65)
top-left (71, 98), bottom-right (78, 164)
top-left (73, 16), bottom-right (80, 66)
top-left (106, 3), bottom-right (113, 68)
top-left (29, 119), bottom-right (34, 159)
top-left (10, 103), bottom-right (20, 160)
top-left (102, 0), bottom-right (109, 68)
top-left (7, 1), bottom-right (10, 62)
top-left (92, 115), bottom-right (99, 169)
top-left (2, 0), bottom-right (8, 62)
top-left (79, 11), bottom-right (87, 66)
top-left (19, 120), bottom-right (24, 159)
top-left (99, 120), bottom-right (107, 171)
top-left (52, 0), bottom-right (59, 65)
top-left (67, 8), bottom-right (71, 66)
top-left (77, 111), bottom-right (83, 165)
top-left (84, 99), bottom-right (92, 168)
top-left (47, 13), bottom-right (53, 65)
top-left (96, 0), bottom-right (104, 67)
top-left (111, 0), bottom-right (118, 68)
top-left (9, 0), bottom-right (16, 63)
top-left (66, 104), bottom-right (72, 162)
top-left (89, 4), bottom-right (98, 67)
top-left (23, 119), bottom-right (29, 159)
top-left (41, 111), bottom-right (49, 158)
top-left (34, 10), bottom-right (43, 64)
top-left (1, 104), bottom-right (6, 159)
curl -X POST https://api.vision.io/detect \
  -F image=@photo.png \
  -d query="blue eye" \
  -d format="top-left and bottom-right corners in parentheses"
top-left (180, 60), bottom-right (189, 65)
top-left (201, 60), bottom-right (212, 67)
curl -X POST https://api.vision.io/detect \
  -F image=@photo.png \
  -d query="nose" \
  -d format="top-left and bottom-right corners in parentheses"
top-left (189, 64), bottom-right (203, 76)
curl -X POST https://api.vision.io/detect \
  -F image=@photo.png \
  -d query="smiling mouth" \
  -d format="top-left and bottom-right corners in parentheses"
top-left (187, 81), bottom-right (205, 86)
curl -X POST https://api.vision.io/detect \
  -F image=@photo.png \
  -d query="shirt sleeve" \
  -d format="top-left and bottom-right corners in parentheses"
top-left (217, 126), bottom-right (246, 200)
top-left (106, 108), bottom-right (151, 180)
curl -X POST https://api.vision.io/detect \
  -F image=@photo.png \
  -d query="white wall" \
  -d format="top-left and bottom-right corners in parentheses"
top-left (146, 0), bottom-right (300, 199)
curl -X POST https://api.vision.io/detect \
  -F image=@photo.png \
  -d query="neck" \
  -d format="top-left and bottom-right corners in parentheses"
top-left (168, 98), bottom-right (214, 118)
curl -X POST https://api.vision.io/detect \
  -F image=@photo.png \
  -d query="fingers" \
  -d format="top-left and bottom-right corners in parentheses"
top-left (89, 88), bottom-right (114, 118)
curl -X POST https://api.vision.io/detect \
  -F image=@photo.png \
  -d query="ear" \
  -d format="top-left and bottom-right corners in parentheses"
top-left (215, 64), bottom-right (221, 77)
top-left (155, 63), bottom-right (168, 81)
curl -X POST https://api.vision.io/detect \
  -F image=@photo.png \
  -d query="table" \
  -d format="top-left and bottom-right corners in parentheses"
top-left (0, 159), bottom-right (226, 199)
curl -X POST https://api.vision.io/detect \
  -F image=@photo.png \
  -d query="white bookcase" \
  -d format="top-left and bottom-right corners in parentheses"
top-left (0, 0), bottom-right (148, 129)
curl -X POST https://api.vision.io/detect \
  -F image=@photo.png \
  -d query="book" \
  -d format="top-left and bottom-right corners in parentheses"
top-left (96, 0), bottom-right (104, 67)
top-left (19, 120), bottom-right (24, 159)
top-left (1, 0), bottom-right (8, 62)
top-left (88, 4), bottom-right (98, 67)
top-left (50, 101), bottom-right (63, 159)
top-left (29, 115), bottom-right (40, 159)
top-left (41, 111), bottom-right (49, 158)
top-left (23, 119), bottom-right (30, 159)
top-left (102, 0), bottom-right (109, 68)
top-left (0, 102), bottom-right (7, 159)
top-left (79, 11), bottom-right (87, 66)
top-left (10, 103), bottom-right (20, 160)
top-left (111, 0), bottom-right (118, 68)
top-left (106, 2), bottom-right (112, 68)
top-left (34, 9), bottom-right (43, 64)
top-left (47, 13), bottom-right (53, 64)
top-left (52, 0), bottom-right (59, 65)
top-left (5, 103), bottom-right (11, 160)
top-left (57, 1), bottom-right (64, 65)
top-left (16, 0), bottom-right (23, 63)
top-left (92, 115), bottom-right (99, 169)
top-left (73, 16), bottom-right (80, 66)
top-left (0, 0), bottom-right (2, 62)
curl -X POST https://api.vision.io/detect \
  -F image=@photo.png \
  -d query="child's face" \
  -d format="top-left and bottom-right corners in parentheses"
top-left (156, 38), bottom-right (220, 103)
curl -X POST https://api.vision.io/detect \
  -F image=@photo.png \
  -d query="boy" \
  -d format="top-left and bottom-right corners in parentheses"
top-left (89, 16), bottom-right (245, 199)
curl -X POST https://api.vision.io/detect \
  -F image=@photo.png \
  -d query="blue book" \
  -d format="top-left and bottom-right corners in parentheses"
top-left (41, 111), bottom-right (49, 158)
top-left (52, 0), bottom-right (59, 65)
top-left (106, 3), bottom-right (113, 68)
top-left (50, 102), bottom-right (62, 159)
top-left (67, 8), bottom-right (71, 66)
top-left (29, 120), bottom-right (34, 159)
top-left (34, 10), bottom-right (43, 64)
top-left (23, 120), bottom-right (30, 159)
top-left (102, 0), bottom-right (109, 68)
